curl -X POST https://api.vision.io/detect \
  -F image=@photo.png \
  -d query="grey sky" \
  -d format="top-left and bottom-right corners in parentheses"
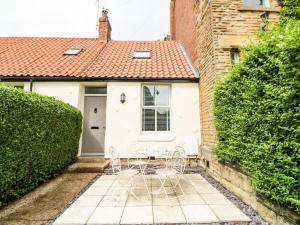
top-left (0, 0), bottom-right (170, 40)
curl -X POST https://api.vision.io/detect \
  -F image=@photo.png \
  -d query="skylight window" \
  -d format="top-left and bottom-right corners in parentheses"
top-left (133, 50), bottom-right (151, 59)
top-left (64, 48), bottom-right (82, 56)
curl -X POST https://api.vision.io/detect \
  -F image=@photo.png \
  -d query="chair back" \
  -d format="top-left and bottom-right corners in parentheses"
top-left (131, 143), bottom-right (147, 159)
top-left (109, 146), bottom-right (121, 174)
top-left (168, 146), bottom-right (186, 174)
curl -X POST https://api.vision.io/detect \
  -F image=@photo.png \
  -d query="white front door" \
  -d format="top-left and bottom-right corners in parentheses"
top-left (81, 96), bottom-right (106, 155)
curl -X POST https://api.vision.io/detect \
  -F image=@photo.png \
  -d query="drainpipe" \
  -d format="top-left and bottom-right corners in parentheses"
top-left (30, 79), bottom-right (33, 92)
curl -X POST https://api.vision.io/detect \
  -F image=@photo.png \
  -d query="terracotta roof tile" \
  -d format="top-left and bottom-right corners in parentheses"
top-left (0, 38), bottom-right (197, 79)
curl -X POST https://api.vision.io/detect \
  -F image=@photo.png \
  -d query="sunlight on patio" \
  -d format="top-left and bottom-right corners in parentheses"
top-left (53, 174), bottom-right (250, 224)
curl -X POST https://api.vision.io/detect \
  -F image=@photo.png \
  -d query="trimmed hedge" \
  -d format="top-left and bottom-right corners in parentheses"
top-left (214, 20), bottom-right (300, 213)
top-left (281, 0), bottom-right (300, 22)
top-left (0, 85), bottom-right (82, 207)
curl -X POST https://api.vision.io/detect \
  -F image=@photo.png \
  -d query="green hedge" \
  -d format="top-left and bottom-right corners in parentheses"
top-left (281, 0), bottom-right (300, 22)
top-left (214, 20), bottom-right (300, 213)
top-left (0, 85), bottom-right (82, 207)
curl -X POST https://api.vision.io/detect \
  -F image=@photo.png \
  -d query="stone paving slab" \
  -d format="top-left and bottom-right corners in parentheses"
top-left (53, 174), bottom-right (251, 225)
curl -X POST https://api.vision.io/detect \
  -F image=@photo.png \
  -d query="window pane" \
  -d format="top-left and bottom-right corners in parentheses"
top-left (157, 108), bottom-right (170, 131)
top-left (14, 85), bottom-right (24, 89)
top-left (142, 109), bottom-right (155, 131)
top-left (133, 51), bottom-right (151, 59)
top-left (143, 86), bottom-right (155, 106)
top-left (155, 86), bottom-right (170, 106)
top-left (230, 49), bottom-right (240, 64)
top-left (243, 0), bottom-right (269, 7)
top-left (85, 87), bottom-right (107, 94)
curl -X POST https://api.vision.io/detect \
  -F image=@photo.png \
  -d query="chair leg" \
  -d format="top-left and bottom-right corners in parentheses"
top-left (173, 174), bottom-right (185, 196)
top-left (128, 175), bottom-right (139, 200)
top-left (157, 175), bottom-right (172, 206)
top-left (142, 175), bottom-right (151, 199)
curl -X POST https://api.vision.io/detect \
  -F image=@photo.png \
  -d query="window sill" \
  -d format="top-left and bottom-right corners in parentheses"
top-left (238, 7), bottom-right (280, 12)
top-left (138, 133), bottom-right (176, 142)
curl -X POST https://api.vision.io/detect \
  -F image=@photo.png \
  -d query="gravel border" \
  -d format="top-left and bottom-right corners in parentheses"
top-left (48, 164), bottom-right (267, 225)
top-left (198, 171), bottom-right (267, 225)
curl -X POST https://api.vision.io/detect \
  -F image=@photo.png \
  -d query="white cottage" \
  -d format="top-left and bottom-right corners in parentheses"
top-left (0, 10), bottom-right (200, 158)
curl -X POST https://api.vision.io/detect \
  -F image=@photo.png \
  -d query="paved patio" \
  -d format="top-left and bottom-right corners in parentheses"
top-left (53, 174), bottom-right (251, 224)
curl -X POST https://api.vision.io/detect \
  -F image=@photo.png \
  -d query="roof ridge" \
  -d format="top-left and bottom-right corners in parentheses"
top-left (0, 37), bottom-right (106, 41)
top-left (109, 40), bottom-right (180, 43)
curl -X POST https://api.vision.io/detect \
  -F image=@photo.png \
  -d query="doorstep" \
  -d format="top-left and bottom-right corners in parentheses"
top-left (67, 157), bottom-right (110, 173)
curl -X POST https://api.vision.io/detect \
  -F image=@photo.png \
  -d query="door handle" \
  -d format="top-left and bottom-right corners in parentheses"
top-left (91, 126), bottom-right (99, 129)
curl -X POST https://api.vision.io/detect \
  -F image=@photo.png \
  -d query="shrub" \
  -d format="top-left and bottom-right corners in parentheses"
top-left (281, 0), bottom-right (300, 22)
top-left (0, 85), bottom-right (82, 207)
top-left (214, 20), bottom-right (300, 213)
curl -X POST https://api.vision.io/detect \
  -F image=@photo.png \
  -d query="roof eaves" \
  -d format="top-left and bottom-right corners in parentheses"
top-left (178, 41), bottom-right (200, 79)
top-left (0, 75), bottom-right (199, 82)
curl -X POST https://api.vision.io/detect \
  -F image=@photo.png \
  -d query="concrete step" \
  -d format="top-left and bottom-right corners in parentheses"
top-left (77, 156), bottom-right (106, 163)
top-left (67, 159), bottom-right (110, 173)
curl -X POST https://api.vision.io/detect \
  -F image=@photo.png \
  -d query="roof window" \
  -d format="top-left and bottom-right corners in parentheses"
top-left (64, 48), bottom-right (82, 56)
top-left (133, 50), bottom-right (151, 59)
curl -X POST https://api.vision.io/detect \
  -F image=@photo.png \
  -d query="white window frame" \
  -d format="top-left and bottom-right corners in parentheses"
top-left (141, 84), bottom-right (171, 134)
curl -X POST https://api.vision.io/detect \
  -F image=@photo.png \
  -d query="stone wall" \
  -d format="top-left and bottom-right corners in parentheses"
top-left (201, 0), bottom-right (281, 149)
top-left (169, 1), bottom-right (300, 224)
top-left (171, 0), bottom-right (281, 150)
top-left (201, 158), bottom-right (300, 225)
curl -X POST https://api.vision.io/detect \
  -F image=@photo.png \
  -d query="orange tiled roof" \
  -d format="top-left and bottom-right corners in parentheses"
top-left (0, 38), bottom-right (198, 80)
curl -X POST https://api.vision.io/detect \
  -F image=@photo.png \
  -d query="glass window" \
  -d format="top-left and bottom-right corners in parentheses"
top-left (133, 51), bottom-right (151, 59)
top-left (85, 87), bottom-right (107, 94)
top-left (243, 0), bottom-right (270, 8)
top-left (142, 85), bottom-right (170, 132)
top-left (230, 49), bottom-right (240, 65)
top-left (3, 83), bottom-right (24, 89)
top-left (13, 85), bottom-right (24, 89)
top-left (64, 48), bottom-right (82, 56)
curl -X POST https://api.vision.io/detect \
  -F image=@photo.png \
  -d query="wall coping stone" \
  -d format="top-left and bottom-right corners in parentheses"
top-left (238, 7), bottom-right (280, 12)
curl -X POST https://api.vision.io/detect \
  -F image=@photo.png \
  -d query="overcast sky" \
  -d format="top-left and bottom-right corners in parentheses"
top-left (0, 0), bottom-right (170, 40)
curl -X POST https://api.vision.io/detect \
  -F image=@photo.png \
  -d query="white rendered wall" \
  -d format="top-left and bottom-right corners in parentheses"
top-left (104, 82), bottom-right (200, 158)
top-left (32, 82), bottom-right (81, 108)
top-left (1, 81), bottom-right (201, 157)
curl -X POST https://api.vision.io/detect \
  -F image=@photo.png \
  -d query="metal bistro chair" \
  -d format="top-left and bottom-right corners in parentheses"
top-left (168, 146), bottom-right (187, 194)
top-left (127, 143), bottom-right (151, 198)
top-left (155, 146), bottom-right (187, 204)
top-left (109, 146), bottom-right (139, 200)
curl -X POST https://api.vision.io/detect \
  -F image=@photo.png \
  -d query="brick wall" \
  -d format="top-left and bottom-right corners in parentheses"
top-left (194, 0), bottom-right (216, 146)
top-left (170, 0), bottom-right (197, 61)
top-left (172, 0), bottom-right (281, 149)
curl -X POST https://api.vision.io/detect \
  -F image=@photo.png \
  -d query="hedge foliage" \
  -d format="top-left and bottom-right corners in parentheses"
top-left (214, 20), bottom-right (300, 213)
top-left (0, 85), bottom-right (82, 207)
top-left (281, 0), bottom-right (300, 22)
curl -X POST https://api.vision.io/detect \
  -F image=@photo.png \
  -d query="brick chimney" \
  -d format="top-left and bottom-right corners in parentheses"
top-left (99, 9), bottom-right (111, 42)
top-left (170, 0), bottom-right (176, 40)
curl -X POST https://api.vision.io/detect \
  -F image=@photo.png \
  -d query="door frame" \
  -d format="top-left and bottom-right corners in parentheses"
top-left (81, 93), bottom-right (107, 156)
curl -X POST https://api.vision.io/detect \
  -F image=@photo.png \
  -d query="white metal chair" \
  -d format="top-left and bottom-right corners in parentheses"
top-left (155, 146), bottom-right (187, 204)
top-left (168, 146), bottom-right (187, 194)
top-left (109, 146), bottom-right (139, 200)
top-left (127, 143), bottom-right (151, 198)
